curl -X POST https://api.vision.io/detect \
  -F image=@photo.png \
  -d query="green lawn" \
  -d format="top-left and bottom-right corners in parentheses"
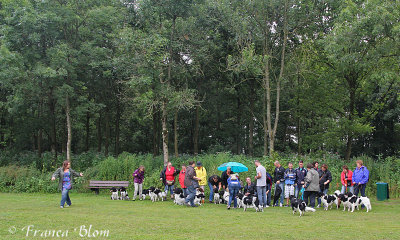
top-left (1, 193), bottom-right (399, 240)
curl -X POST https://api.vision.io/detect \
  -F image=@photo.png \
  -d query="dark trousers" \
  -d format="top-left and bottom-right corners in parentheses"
top-left (303, 191), bottom-right (317, 208)
top-left (354, 183), bottom-right (366, 197)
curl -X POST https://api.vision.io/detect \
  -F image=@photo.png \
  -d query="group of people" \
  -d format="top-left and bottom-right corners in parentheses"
top-left (51, 158), bottom-right (369, 210)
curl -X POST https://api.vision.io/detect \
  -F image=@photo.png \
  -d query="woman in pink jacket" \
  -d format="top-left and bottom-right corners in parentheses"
top-left (340, 165), bottom-right (354, 194)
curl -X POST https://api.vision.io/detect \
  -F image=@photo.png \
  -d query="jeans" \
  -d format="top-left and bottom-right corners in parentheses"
top-left (354, 183), bottom-right (366, 197)
top-left (267, 184), bottom-right (271, 206)
top-left (228, 185), bottom-right (240, 208)
top-left (182, 188), bottom-right (188, 197)
top-left (295, 184), bottom-right (304, 198)
top-left (133, 183), bottom-right (143, 200)
top-left (317, 188), bottom-right (329, 205)
top-left (303, 191), bottom-right (317, 208)
top-left (208, 182), bottom-right (216, 201)
top-left (275, 182), bottom-right (285, 205)
top-left (60, 188), bottom-right (71, 207)
top-left (257, 186), bottom-right (267, 207)
top-left (341, 185), bottom-right (354, 194)
top-left (185, 185), bottom-right (196, 207)
top-left (164, 184), bottom-right (174, 195)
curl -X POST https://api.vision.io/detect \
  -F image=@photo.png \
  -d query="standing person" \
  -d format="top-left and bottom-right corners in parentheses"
top-left (132, 166), bottom-right (145, 201)
top-left (353, 160), bottom-right (369, 197)
top-left (284, 162), bottom-right (296, 207)
top-left (51, 161), bottom-right (83, 208)
top-left (313, 161), bottom-right (319, 171)
top-left (341, 165), bottom-right (354, 194)
top-left (303, 163), bottom-right (320, 208)
top-left (179, 164), bottom-right (187, 197)
top-left (208, 175), bottom-right (222, 203)
top-left (243, 177), bottom-right (256, 195)
top-left (160, 162), bottom-right (179, 200)
top-left (317, 164), bottom-right (332, 208)
top-left (266, 171), bottom-right (273, 207)
top-left (195, 161), bottom-right (207, 191)
top-left (295, 160), bottom-right (307, 198)
top-left (221, 167), bottom-right (234, 190)
top-left (184, 161), bottom-right (201, 207)
top-left (227, 174), bottom-right (241, 210)
top-left (273, 161), bottom-right (285, 207)
top-left (254, 160), bottom-right (267, 208)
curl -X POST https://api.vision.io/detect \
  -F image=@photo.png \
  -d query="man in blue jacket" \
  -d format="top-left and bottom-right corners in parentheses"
top-left (295, 160), bottom-right (307, 198)
top-left (284, 162), bottom-right (296, 207)
top-left (353, 160), bottom-right (369, 197)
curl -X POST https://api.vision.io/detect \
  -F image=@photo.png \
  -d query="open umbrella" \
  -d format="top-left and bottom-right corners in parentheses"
top-left (217, 162), bottom-right (248, 173)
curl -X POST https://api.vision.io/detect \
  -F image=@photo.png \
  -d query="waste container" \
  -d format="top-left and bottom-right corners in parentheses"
top-left (376, 182), bottom-right (389, 201)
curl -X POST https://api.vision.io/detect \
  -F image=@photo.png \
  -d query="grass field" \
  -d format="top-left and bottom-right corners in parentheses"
top-left (1, 192), bottom-right (400, 240)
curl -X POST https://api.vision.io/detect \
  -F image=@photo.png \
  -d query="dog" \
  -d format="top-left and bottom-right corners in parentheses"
top-left (334, 190), bottom-right (341, 208)
top-left (148, 187), bottom-right (159, 202)
top-left (213, 189), bottom-right (221, 204)
top-left (222, 190), bottom-right (230, 204)
top-left (173, 188), bottom-right (186, 205)
top-left (141, 189), bottom-right (150, 200)
top-left (356, 196), bottom-right (372, 212)
top-left (236, 192), bottom-right (244, 208)
top-left (110, 187), bottom-right (119, 200)
top-left (339, 193), bottom-right (353, 211)
top-left (194, 193), bottom-right (205, 206)
top-left (218, 190), bottom-right (226, 204)
top-left (317, 192), bottom-right (337, 210)
top-left (242, 194), bottom-right (263, 212)
top-left (119, 187), bottom-right (129, 200)
top-left (290, 195), bottom-right (316, 217)
top-left (158, 190), bottom-right (167, 201)
top-left (273, 185), bottom-right (282, 206)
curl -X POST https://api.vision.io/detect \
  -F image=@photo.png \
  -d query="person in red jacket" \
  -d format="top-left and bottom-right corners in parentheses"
top-left (179, 164), bottom-right (187, 197)
top-left (341, 165), bottom-right (354, 194)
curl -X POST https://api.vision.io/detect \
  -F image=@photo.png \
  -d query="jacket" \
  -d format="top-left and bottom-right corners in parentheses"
top-left (160, 166), bottom-right (179, 186)
top-left (179, 170), bottom-right (186, 188)
top-left (274, 166), bottom-right (285, 183)
top-left (221, 170), bottom-right (234, 188)
top-left (341, 170), bottom-right (354, 186)
top-left (318, 169), bottom-right (333, 190)
top-left (353, 166), bottom-right (369, 185)
top-left (227, 176), bottom-right (241, 188)
top-left (295, 167), bottom-right (307, 186)
top-left (184, 166), bottom-right (198, 187)
top-left (304, 168), bottom-right (320, 192)
top-left (266, 172), bottom-right (273, 191)
top-left (52, 168), bottom-right (80, 191)
top-left (244, 183), bottom-right (257, 194)
top-left (133, 169), bottom-right (145, 184)
top-left (195, 166), bottom-right (207, 186)
top-left (284, 168), bottom-right (296, 185)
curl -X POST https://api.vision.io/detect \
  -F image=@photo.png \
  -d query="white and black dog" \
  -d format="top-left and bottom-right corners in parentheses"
top-left (119, 187), bottom-right (130, 200)
top-left (242, 194), bottom-right (263, 212)
top-left (141, 189), bottom-right (150, 200)
top-left (222, 190), bottom-right (230, 204)
top-left (341, 193), bottom-right (372, 213)
top-left (290, 195), bottom-right (316, 217)
top-left (173, 188), bottom-right (186, 205)
top-left (236, 192), bottom-right (244, 208)
top-left (110, 187), bottom-right (119, 200)
top-left (148, 187), bottom-right (159, 202)
top-left (317, 192), bottom-right (337, 210)
top-left (334, 190), bottom-right (341, 209)
top-left (213, 189), bottom-right (221, 204)
top-left (194, 188), bottom-right (205, 206)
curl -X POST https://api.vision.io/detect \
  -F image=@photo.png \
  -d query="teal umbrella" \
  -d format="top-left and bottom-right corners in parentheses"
top-left (217, 162), bottom-right (248, 173)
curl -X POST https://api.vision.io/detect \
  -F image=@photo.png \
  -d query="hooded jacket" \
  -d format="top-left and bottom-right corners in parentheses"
top-left (195, 166), bottom-right (207, 186)
top-left (304, 168), bottom-right (320, 192)
top-left (353, 166), bottom-right (369, 185)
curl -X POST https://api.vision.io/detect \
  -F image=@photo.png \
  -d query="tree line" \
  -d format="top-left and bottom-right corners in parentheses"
top-left (0, 0), bottom-right (399, 166)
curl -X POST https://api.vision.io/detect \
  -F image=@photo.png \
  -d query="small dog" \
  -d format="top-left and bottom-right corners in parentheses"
top-left (194, 193), bottom-right (205, 206)
top-left (173, 188), bottom-right (186, 205)
top-left (356, 196), bottom-right (372, 212)
top-left (317, 192), bottom-right (337, 210)
top-left (222, 190), bottom-right (230, 204)
top-left (158, 190), bottom-right (167, 201)
top-left (236, 192), bottom-right (244, 208)
top-left (334, 190), bottom-right (341, 208)
top-left (290, 195), bottom-right (316, 217)
top-left (339, 193), bottom-right (353, 211)
top-left (110, 187), bottom-right (119, 200)
top-left (141, 189), bottom-right (150, 200)
top-left (119, 187), bottom-right (129, 200)
top-left (218, 190), bottom-right (226, 204)
top-left (242, 194), bottom-right (263, 212)
top-left (213, 189), bottom-right (221, 204)
top-left (148, 187), bottom-right (159, 202)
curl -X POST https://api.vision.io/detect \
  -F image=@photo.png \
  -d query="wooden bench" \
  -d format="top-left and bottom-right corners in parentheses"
top-left (89, 180), bottom-right (130, 194)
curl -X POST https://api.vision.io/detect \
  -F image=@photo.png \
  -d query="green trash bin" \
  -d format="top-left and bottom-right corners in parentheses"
top-left (376, 182), bottom-right (389, 201)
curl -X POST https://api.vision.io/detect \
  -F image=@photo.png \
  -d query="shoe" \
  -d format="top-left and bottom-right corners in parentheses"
top-left (284, 205), bottom-right (289, 207)
top-left (266, 205), bottom-right (270, 208)
top-left (209, 200), bottom-right (213, 203)
top-left (192, 205), bottom-right (198, 207)
top-left (66, 204), bottom-right (70, 208)
top-left (317, 204), bottom-right (321, 208)
top-left (279, 203), bottom-right (283, 207)
top-left (132, 199), bottom-right (136, 201)
top-left (60, 206), bottom-right (64, 209)
top-left (227, 206), bottom-right (230, 210)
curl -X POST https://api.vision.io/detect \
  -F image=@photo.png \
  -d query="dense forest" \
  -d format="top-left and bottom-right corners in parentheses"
top-left (0, 0), bottom-right (399, 166)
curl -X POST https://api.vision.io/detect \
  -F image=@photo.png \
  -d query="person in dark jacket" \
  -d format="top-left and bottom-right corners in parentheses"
top-left (317, 164), bottom-right (332, 208)
top-left (51, 160), bottom-right (83, 208)
top-left (208, 175), bottom-right (222, 203)
top-left (295, 160), bottom-right (307, 198)
top-left (266, 171), bottom-right (273, 207)
top-left (221, 167), bottom-right (234, 189)
top-left (273, 161), bottom-right (285, 207)
top-left (184, 161), bottom-right (202, 207)
top-left (243, 177), bottom-right (256, 195)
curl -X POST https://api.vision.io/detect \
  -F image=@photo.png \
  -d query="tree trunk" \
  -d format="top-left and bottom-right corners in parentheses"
top-left (345, 81), bottom-right (356, 160)
top-left (152, 108), bottom-right (159, 156)
top-left (66, 94), bottom-right (72, 162)
top-left (104, 112), bottom-right (110, 156)
top-left (194, 105), bottom-right (199, 155)
top-left (49, 90), bottom-right (57, 162)
top-left (236, 86), bottom-right (241, 154)
top-left (97, 114), bottom-right (102, 152)
top-left (85, 111), bottom-right (90, 152)
top-left (249, 87), bottom-right (255, 156)
top-left (161, 100), bottom-right (169, 166)
top-left (115, 103), bottom-right (120, 155)
top-left (174, 109), bottom-right (178, 158)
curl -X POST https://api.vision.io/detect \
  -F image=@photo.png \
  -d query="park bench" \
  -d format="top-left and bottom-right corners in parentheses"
top-left (89, 180), bottom-right (130, 195)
